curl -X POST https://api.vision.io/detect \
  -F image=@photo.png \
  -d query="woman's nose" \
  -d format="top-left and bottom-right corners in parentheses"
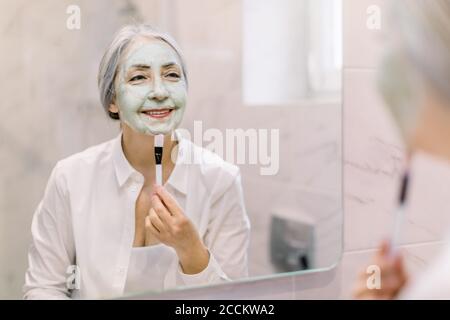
top-left (148, 77), bottom-right (169, 101)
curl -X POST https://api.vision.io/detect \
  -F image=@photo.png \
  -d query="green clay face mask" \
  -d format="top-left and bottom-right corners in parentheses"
top-left (115, 39), bottom-right (187, 135)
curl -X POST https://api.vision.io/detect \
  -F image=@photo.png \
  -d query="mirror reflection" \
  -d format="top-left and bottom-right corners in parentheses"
top-left (0, 0), bottom-right (342, 300)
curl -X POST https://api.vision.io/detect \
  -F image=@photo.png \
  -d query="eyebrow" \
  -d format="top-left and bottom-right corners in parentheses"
top-left (129, 62), bottom-right (180, 69)
top-left (130, 64), bottom-right (150, 69)
top-left (162, 62), bottom-right (179, 68)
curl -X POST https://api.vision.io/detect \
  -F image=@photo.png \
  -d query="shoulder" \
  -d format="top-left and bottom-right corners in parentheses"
top-left (187, 139), bottom-right (240, 180)
top-left (52, 136), bottom-right (117, 184)
top-left (182, 138), bottom-right (242, 202)
top-left (191, 141), bottom-right (239, 177)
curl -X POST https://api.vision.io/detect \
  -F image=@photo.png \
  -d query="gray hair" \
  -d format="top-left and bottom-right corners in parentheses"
top-left (391, 0), bottom-right (450, 102)
top-left (377, 0), bottom-right (450, 135)
top-left (97, 24), bottom-right (188, 120)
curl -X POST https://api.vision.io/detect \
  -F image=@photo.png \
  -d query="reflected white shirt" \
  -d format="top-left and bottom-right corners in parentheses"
top-left (124, 245), bottom-right (171, 294)
top-left (23, 131), bottom-right (251, 299)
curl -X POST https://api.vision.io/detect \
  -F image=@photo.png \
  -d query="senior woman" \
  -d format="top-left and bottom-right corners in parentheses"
top-left (354, 0), bottom-right (450, 299)
top-left (23, 25), bottom-right (250, 299)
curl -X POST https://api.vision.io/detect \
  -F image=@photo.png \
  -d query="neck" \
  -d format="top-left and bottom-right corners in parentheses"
top-left (121, 124), bottom-right (177, 180)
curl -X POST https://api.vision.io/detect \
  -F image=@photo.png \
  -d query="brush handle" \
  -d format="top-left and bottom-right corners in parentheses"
top-left (156, 164), bottom-right (162, 186)
top-left (390, 172), bottom-right (410, 257)
top-left (390, 205), bottom-right (405, 257)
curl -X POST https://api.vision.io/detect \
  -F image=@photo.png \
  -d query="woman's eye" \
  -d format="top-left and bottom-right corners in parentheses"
top-left (166, 72), bottom-right (180, 79)
top-left (130, 75), bottom-right (146, 82)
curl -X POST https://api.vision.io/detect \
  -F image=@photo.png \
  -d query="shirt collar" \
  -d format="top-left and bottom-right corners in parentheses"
top-left (112, 130), bottom-right (189, 194)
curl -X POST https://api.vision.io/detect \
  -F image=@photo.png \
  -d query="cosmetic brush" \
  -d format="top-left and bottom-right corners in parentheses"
top-left (390, 170), bottom-right (410, 257)
top-left (154, 134), bottom-right (164, 186)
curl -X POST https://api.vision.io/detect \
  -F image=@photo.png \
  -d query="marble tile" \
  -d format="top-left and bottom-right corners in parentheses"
top-left (343, 0), bottom-right (392, 69)
top-left (343, 69), bottom-right (405, 251)
top-left (340, 241), bottom-right (448, 299)
top-left (343, 69), bottom-right (450, 252)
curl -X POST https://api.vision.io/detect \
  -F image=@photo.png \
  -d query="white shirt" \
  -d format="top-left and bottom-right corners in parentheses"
top-left (399, 242), bottom-right (450, 300)
top-left (23, 131), bottom-right (251, 299)
top-left (124, 245), bottom-right (171, 294)
top-left (397, 152), bottom-right (450, 299)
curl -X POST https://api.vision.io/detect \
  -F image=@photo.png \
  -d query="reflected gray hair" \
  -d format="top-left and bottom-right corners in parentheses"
top-left (377, 0), bottom-right (450, 135)
top-left (97, 24), bottom-right (188, 120)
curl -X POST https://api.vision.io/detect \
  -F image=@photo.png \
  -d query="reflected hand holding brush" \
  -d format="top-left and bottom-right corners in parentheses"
top-left (144, 134), bottom-right (210, 274)
top-left (145, 185), bottom-right (210, 275)
top-left (154, 134), bottom-right (164, 186)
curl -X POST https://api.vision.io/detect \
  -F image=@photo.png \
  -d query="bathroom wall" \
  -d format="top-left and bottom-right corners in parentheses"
top-left (0, 0), bottom-right (124, 298)
top-left (1, 0), bottom-right (448, 300)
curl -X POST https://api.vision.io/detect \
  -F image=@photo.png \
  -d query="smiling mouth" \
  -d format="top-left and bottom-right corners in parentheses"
top-left (141, 108), bottom-right (175, 119)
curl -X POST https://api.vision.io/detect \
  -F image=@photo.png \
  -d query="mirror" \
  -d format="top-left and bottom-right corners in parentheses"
top-left (0, 0), bottom-right (342, 299)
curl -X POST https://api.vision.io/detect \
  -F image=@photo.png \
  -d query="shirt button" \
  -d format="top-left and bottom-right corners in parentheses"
top-left (118, 267), bottom-right (126, 275)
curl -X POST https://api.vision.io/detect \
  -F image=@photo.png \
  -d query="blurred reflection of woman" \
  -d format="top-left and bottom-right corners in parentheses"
top-left (354, 0), bottom-right (450, 299)
top-left (23, 24), bottom-right (250, 299)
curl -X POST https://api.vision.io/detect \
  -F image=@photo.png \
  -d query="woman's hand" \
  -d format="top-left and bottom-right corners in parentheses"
top-left (353, 240), bottom-right (409, 300)
top-left (145, 185), bottom-right (210, 274)
top-left (143, 226), bottom-right (160, 246)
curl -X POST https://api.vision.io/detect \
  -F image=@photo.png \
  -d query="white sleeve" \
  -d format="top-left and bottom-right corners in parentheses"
top-left (176, 171), bottom-right (251, 286)
top-left (23, 163), bottom-right (76, 300)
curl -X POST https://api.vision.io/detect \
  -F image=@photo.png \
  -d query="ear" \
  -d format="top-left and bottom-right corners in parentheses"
top-left (109, 103), bottom-right (119, 114)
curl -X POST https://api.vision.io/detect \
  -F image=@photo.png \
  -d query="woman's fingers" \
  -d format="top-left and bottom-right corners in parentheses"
top-left (154, 185), bottom-right (183, 216)
top-left (353, 241), bottom-right (408, 300)
top-left (148, 207), bottom-right (166, 233)
top-left (353, 269), bottom-right (397, 300)
top-left (145, 215), bottom-right (159, 236)
top-left (353, 272), bottom-right (370, 299)
top-left (145, 215), bottom-right (161, 246)
top-left (151, 195), bottom-right (174, 225)
top-left (393, 252), bottom-right (407, 273)
top-left (379, 239), bottom-right (391, 256)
